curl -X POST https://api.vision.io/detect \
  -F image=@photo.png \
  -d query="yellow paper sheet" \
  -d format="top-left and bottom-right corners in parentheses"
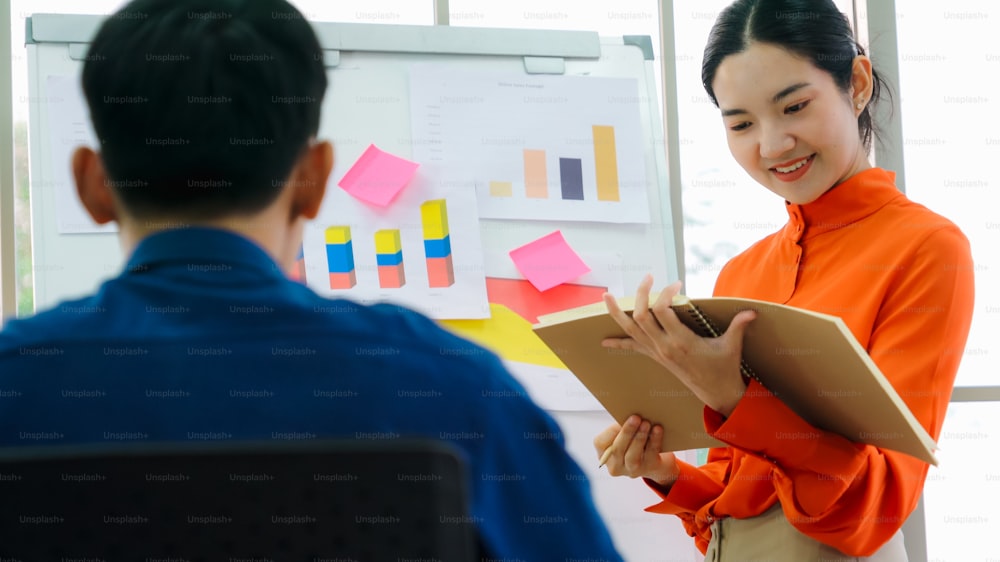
top-left (440, 303), bottom-right (566, 369)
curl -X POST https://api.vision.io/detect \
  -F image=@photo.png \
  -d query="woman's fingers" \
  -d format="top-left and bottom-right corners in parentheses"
top-left (622, 420), bottom-right (652, 473)
top-left (602, 415), bottom-right (663, 479)
top-left (593, 423), bottom-right (621, 458)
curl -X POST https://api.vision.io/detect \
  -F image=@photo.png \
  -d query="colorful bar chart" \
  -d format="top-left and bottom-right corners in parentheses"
top-left (487, 126), bottom-right (620, 203)
top-left (410, 68), bottom-right (649, 223)
top-left (593, 125), bottom-right (621, 201)
top-left (374, 229), bottom-right (406, 288)
top-left (325, 226), bottom-right (357, 289)
top-left (523, 149), bottom-right (548, 198)
top-left (421, 199), bottom-right (455, 288)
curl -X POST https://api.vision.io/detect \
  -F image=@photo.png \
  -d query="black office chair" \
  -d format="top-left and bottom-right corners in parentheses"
top-left (0, 439), bottom-right (478, 561)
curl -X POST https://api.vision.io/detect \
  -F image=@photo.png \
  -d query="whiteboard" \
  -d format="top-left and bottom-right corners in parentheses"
top-left (25, 15), bottom-right (681, 311)
top-left (25, 15), bottom-right (693, 560)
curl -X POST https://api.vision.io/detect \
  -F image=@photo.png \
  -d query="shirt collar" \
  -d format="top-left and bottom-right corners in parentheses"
top-left (124, 227), bottom-right (286, 280)
top-left (783, 167), bottom-right (902, 242)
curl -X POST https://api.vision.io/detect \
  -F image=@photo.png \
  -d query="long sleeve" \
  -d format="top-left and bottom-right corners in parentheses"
top-left (644, 224), bottom-right (974, 556)
top-left (745, 224), bottom-right (973, 554)
top-left (642, 447), bottom-right (732, 551)
top-left (637, 167), bottom-right (975, 556)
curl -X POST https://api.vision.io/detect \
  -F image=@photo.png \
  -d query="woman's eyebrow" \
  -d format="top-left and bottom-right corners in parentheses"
top-left (720, 82), bottom-right (812, 117)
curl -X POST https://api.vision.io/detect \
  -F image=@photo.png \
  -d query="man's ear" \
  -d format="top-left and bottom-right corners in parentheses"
top-left (72, 147), bottom-right (118, 225)
top-left (288, 140), bottom-right (333, 221)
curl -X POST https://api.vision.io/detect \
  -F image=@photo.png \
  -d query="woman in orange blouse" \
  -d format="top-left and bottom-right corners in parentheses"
top-left (593, 0), bottom-right (975, 560)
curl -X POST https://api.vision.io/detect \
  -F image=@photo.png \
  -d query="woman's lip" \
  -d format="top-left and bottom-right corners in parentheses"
top-left (771, 154), bottom-right (814, 182)
top-left (770, 155), bottom-right (812, 171)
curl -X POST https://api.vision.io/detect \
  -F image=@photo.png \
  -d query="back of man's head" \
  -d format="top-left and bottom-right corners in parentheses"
top-left (81, 0), bottom-right (327, 221)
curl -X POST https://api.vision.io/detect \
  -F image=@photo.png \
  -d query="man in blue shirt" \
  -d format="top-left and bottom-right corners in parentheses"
top-left (0, 0), bottom-right (623, 559)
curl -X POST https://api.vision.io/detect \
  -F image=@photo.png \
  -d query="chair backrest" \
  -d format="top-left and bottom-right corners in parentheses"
top-left (0, 439), bottom-right (477, 561)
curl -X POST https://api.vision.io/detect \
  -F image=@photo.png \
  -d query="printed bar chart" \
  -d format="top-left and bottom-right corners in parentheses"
top-left (559, 157), bottom-right (584, 201)
top-left (523, 149), bottom-right (548, 198)
top-left (421, 199), bottom-right (455, 288)
top-left (491, 126), bottom-right (619, 202)
top-left (410, 68), bottom-right (649, 223)
top-left (325, 226), bottom-right (357, 289)
top-left (593, 125), bottom-right (621, 201)
top-left (374, 229), bottom-right (405, 288)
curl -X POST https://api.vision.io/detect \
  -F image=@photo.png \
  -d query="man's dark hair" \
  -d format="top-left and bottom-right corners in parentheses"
top-left (81, 0), bottom-right (327, 220)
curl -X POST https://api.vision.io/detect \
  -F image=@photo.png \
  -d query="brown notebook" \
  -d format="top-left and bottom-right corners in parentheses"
top-left (532, 294), bottom-right (938, 465)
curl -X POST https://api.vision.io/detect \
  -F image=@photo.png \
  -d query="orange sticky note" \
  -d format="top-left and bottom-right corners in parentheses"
top-left (338, 144), bottom-right (419, 206)
top-left (508, 231), bottom-right (591, 292)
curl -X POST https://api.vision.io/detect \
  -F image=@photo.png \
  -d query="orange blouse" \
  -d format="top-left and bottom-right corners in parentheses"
top-left (645, 167), bottom-right (975, 556)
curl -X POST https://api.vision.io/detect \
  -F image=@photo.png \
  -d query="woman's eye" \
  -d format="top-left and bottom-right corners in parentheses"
top-left (729, 122), bottom-right (751, 131)
top-left (786, 101), bottom-right (809, 114)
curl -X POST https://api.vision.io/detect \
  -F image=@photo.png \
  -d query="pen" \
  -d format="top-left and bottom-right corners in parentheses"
top-left (598, 446), bottom-right (613, 468)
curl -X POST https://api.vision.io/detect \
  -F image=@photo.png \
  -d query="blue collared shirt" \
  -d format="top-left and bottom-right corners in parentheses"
top-left (0, 227), bottom-right (622, 561)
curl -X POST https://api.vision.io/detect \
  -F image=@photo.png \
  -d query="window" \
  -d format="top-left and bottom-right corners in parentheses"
top-left (895, 1), bottom-right (1000, 559)
top-left (895, 0), bottom-right (997, 388)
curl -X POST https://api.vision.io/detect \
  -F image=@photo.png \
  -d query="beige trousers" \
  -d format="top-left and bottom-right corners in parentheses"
top-left (704, 504), bottom-right (908, 562)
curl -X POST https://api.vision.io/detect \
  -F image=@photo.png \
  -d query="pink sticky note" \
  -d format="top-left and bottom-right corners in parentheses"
top-left (509, 231), bottom-right (591, 292)
top-left (338, 144), bottom-right (419, 206)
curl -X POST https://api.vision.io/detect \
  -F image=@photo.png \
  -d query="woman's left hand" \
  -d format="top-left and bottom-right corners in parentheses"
top-left (602, 275), bottom-right (757, 417)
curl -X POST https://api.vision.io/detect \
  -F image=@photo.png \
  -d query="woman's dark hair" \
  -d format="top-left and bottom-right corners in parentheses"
top-left (81, 0), bottom-right (327, 220)
top-left (702, 0), bottom-right (891, 151)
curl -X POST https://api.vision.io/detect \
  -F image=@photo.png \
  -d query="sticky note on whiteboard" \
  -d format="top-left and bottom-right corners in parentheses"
top-left (508, 231), bottom-right (591, 292)
top-left (338, 144), bottom-right (419, 206)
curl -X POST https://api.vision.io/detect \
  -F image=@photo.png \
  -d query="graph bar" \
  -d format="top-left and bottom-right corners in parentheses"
top-left (489, 180), bottom-right (513, 197)
top-left (325, 226), bottom-right (356, 289)
top-left (420, 199), bottom-right (455, 288)
top-left (375, 229), bottom-right (405, 288)
top-left (523, 149), bottom-right (548, 198)
top-left (377, 264), bottom-right (405, 288)
top-left (593, 125), bottom-right (621, 201)
top-left (559, 157), bottom-right (584, 201)
top-left (420, 199), bottom-right (450, 240)
top-left (423, 235), bottom-right (451, 259)
top-left (328, 271), bottom-right (356, 289)
top-left (426, 257), bottom-right (455, 287)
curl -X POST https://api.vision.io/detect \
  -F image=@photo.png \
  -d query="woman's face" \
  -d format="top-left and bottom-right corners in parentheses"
top-left (711, 42), bottom-right (871, 205)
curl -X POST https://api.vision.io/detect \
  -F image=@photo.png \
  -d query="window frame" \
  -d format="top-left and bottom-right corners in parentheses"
top-left (2, 0), bottom-right (17, 324)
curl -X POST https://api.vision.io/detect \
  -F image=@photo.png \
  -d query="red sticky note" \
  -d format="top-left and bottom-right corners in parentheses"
top-left (508, 231), bottom-right (591, 292)
top-left (338, 144), bottom-right (419, 206)
top-left (485, 278), bottom-right (607, 324)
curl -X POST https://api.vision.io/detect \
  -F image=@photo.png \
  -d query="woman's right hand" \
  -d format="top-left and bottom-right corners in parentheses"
top-left (594, 415), bottom-right (681, 487)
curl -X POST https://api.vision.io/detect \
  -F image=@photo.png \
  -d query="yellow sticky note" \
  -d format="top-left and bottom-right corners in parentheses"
top-left (440, 303), bottom-right (566, 369)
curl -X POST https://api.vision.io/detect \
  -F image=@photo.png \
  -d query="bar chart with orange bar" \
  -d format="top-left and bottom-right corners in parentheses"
top-left (409, 66), bottom-right (650, 223)
top-left (487, 126), bottom-right (622, 203)
top-left (304, 187), bottom-right (489, 320)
